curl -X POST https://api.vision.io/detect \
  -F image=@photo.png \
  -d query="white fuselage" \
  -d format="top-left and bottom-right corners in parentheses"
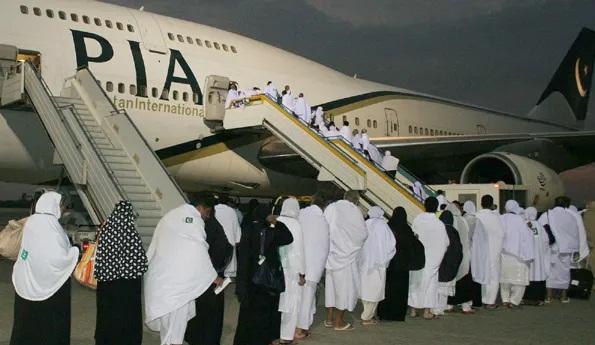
top-left (0, 0), bottom-right (571, 195)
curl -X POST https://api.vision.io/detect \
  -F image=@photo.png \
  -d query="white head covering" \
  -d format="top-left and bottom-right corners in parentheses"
top-left (277, 197), bottom-right (305, 272)
top-left (505, 200), bottom-right (523, 215)
top-left (525, 207), bottom-right (538, 221)
top-left (463, 201), bottom-right (476, 215)
top-left (144, 204), bottom-right (217, 327)
top-left (361, 206), bottom-right (396, 271)
top-left (314, 106), bottom-right (324, 126)
top-left (412, 181), bottom-right (427, 201)
top-left (12, 192), bottom-right (79, 301)
top-left (324, 200), bottom-right (368, 270)
top-left (280, 197), bottom-right (300, 219)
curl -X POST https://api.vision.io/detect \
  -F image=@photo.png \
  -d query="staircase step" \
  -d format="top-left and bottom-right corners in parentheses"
top-left (113, 170), bottom-right (139, 178)
top-left (137, 209), bottom-right (163, 219)
top-left (136, 217), bottom-right (161, 227)
top-left (104, 155), bottom-right (130, 164)
top-left (109, 162), bottom-right (137, 171)
top-left (122, 185), bottom-right (151, 194)
top-left (127, 192), bottom-right (156, 202)
top-left (117, 177), bottom-right (145, 186)
top-left (100, 148), bottom-right (128, 157)
top-left (132, 201), bottom-right (160, 210)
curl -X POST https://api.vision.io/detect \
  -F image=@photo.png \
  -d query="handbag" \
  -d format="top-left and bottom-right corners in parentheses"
top-left (252, 228), bottom-right (285, 294)
top-left (73, 241), bottom-right (98, 289)
top-left (0, 218), bottom-right (27, 261)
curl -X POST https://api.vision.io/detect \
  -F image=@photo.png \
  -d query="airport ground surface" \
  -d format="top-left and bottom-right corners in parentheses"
top-left (1, 259), bottom-right (594, 345)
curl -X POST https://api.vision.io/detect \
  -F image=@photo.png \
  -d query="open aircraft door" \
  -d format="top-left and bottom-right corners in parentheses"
top-left (131, 11), bottom-right (168, 54)
top-left (203, 75), bottom-right (230, 131)
top-left (385, 108), bottom-right (399, 136)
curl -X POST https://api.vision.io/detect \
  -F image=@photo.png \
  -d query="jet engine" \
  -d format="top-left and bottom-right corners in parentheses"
top-left (460, 152), bottom-right (565, 211)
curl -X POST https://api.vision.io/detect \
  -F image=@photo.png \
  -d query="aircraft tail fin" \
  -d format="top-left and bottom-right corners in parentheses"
top-left (530, 28), bottom-right (595, 126)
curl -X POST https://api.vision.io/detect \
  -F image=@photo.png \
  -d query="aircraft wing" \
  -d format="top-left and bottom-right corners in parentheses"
top-left (372, 131), bottom-right (595, 182)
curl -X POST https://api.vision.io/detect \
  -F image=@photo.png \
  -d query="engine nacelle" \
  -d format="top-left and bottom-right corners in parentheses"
top-left (460, 152), bottom-right (565, 211)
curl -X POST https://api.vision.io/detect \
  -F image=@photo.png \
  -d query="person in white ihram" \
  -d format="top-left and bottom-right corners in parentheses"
top-left (471, 195), bottom-right (504, 309)
top-left (293, 93), bottom-right (311, 123)
top-left (381, 150), bottom-right (400, 178)
top-left (499, 200), bottom-right (534, 308)
top-left (144, 202), bottom-right (222, 345)
top-left (339, 120), bottom-right (353, 142)
top-left (214, 197), bottom-right (242, 278)
top-left (359, 206), bottom-right (396, 325)
top-left (276, 197), bottom-right (306, 345)
top-left (295, 193), bottom-right (330, 340)
top-left (408, 197), bottom-right (449, 320)
top-left (264, 81), bottom-right (279, 100)
top-left (324, 191), bottom-right (368, 331)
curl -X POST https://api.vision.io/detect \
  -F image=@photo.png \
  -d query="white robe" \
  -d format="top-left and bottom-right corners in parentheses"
top-left (566, 208), bottom-right (590, 263)
top-left (325, 125), bottom-right (340, 137)
top-left (264, 84), bottom-right (279, 100)
top-left (526, 218), bottom-right (551, 281)
top-left (277, 198), bottom-right (305, 340)
top-left (324, 200), bottom-right (367, 311)
top-left (408, 213), bottom-right (449, 309)
top-left (12, 192), bottom-right (79, 301)
top-left (471, 210), bottom-right (504, 285)
top-left (214, 204), bottom-right (242, 277)
top-left (381, 154), bottom-right (400, 172)
top-left (446, 204), bottom-right (471, 280)
top-left (225, 89), bottom-right (241, 108)
top-left (360, 207), bottom-right (396, 302)
top-left (538, 207), bottom-right (580, 289)
top-left (500, 211), bottom-right (534, 286)
top-left (352, 134), bottom-right (363, 150)
top-left (282, 92), bottom-right (295, 112)
top-left (340, 125), bottom-right (353, 142)
top-left (313, 107), bottom-right (324, 127)
top-left (293, 97), bottom-right (311, 123)
top-left (144, 204), bottom-right (217, 335)
top-left (361, 133), bottom-right (370, 151)
top-left (298, 205), bottom-right (330, 284)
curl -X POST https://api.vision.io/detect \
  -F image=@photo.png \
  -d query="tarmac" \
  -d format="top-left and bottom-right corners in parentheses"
top-left (0, 258), bottom-right (594, 345)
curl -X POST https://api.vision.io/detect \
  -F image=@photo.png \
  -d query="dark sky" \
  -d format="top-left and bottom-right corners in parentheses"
top-left (2, 1), bottom-right (595, 202)
top-left (99, 0), bottom-right (595, 122)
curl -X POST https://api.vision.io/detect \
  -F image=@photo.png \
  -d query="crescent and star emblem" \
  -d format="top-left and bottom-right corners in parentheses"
top-left (575, 57), bottom-right (589, 97)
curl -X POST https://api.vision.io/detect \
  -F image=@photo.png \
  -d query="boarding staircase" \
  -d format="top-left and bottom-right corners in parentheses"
top-left (218, 95), bottom-right (435, 221)
top-left (0, 61), bottom-right (186, 244)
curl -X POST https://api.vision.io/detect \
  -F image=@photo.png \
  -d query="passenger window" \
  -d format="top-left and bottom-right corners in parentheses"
top-left (183, 92), bottom-right (189, 102)
top-left (106, 82), bottom-right (113, 92)
top-left (430, 129), bottom-right (434, 136)
top-left (342, 116), bottom-right (347, 123)
top-left (116, 22), bottom-right (124, 30)
top-left (367, 119), bottom-right (372, 128)
top-left (83, 15), bottom-right (90, 24)
top-left (161, 89), bottom-right (169, 100)
top-left (105, 20), bottom-right (112, 28)
top-left (129, 85), bottom-right (137, 96)
top-left (424, 128), bottom-right (429, 136)
top-left (414, 127), bottom-right (418, 134)
top-left (177, 34), bottom-right (184, 42)
top-left (187, 36), bottom-right (193, 44)
top-left (205, 40), bottom-right (212, 48)
top-left (222, 44), bottom-right (229, 52)
top-left (20, 6), bottom-right (28, 14)
top-left (152, 87), bottom-right (159, 98)
top-left (172, 90), bottom-right (179, 100)
top-left (355, 117), bottom-right (360, 126)
top-left (127, 24), bottom-right (135, 32)
top-left (195, 38), bottom-right (203, 46)
top-left (33, 7), bottom-right (41, 16)
top-left (94, 18), bottom-right (101, 26)
top-left (46, 9), bottom-right (54, 18)
top-left (408, 125), bottom-right (412, 134)
top-left (58, 11), bottom-right (66, 20)
top-left (394, 124), bottom-right (398, 131)
top-left (118, 83), bottom-right (125, 94)
top-left (138, 86), bottom-right (147, 97)
top-left (231, 46), bottom-right (237, 53)
top-left (193, 93), bottom-right (201, 104)
top-left (373, 120), bottom-right (377, 128)
top-left (214, 42), bottom-right (220, 50)
top-left (71, 13), bottom-right (78, 22)
top-left (168, 33), bottom-right (175, 41)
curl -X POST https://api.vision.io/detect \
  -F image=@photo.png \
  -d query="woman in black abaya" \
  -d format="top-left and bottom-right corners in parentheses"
top-left (94, 200), bottom-right (148, 345)
top-left (377, 207), bottom-right (415, 321)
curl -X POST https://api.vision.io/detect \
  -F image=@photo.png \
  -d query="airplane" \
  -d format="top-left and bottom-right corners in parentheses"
top-left (0, 0), bottom-right (593, 211)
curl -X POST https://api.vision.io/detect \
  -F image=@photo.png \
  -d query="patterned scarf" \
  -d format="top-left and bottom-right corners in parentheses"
top-left (94, 200), bottom-right (148, 282)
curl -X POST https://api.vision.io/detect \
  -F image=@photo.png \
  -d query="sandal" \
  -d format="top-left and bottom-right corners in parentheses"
top-left (323, 320), bottom-right (334, 328)
top-left (544, 298), bottom-right (553, 304)
top-left (362, 319), bottom-right (378, 325)
top-left (294, 331), bottom-right (310, 340)
top-left (485, 304), bottom-right (499, 310)
top-left (423, 312), bottom-right (437, 320)
top-left (334, 323), bottom-right (354, 331)
top-left (561, 297), bottom-right (570, 304)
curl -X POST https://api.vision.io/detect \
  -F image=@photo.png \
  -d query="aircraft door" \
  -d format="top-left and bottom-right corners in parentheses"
top-left (131, 12), bottom-right (168, 54)
top-left (384, 108), bottom-right (399, 136)
top-left (203, 75), bottom-right (230, 131)
top-left (476, 124), bottom-right (487, 134)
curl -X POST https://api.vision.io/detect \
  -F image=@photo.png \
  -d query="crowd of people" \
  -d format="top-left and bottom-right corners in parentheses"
top-left (6, 189), bottom-right (590, 345)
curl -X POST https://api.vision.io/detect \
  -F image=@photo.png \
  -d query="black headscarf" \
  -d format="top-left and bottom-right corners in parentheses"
top-left (439, 210), bottom-right (454, 227)
top-left (94, 200), bottom-right (148, 282)
top-left (387, 207), bottom-right (417, 271)
top-left (388, 207), bottom-right (408, 232)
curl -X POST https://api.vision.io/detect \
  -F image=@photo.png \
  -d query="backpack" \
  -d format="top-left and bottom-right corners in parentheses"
top-left (439, 226), bottom-right (463, 282)
top-left (409, 235), bottom-right (426, 271)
